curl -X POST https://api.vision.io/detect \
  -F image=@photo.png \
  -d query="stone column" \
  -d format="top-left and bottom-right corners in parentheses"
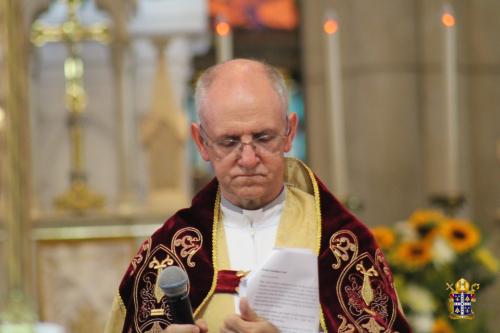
top-left (462, 1), bottom-right (500, 329)
top-left (302, 0), bottom-right (425, 225)
top-left (300, 0), bottom-right (330, 181)
top-left (0, 0), bottom-right (37, 322)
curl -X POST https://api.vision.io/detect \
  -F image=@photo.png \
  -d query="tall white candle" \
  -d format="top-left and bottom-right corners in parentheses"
top-left (441, 4), bottom-right (460, 196)
top-left (215, 15), bottom-right (233, 63)
top-left (324, 11), bottom-right (348, 199)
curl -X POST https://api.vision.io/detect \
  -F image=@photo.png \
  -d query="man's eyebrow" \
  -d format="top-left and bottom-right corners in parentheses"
top-left (215, 133), bottom-right (240, 140)
top-left (215, 128), bottom-right (276, 138)
top-left (252, 130), bottom-right (274, 137)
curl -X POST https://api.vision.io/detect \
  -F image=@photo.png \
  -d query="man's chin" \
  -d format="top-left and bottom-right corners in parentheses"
top-left (228, 187), bottom-right (267, 207)
top-left (235, 188), bottom-right (264, 201)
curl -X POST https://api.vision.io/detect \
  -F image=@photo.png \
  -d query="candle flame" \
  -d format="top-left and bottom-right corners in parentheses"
top-left (324, 19), bottom-right (339, 34)
top-left (216, 21), bottom-right (231, 36)
top-left (442, 12), bottom-right (455, 27)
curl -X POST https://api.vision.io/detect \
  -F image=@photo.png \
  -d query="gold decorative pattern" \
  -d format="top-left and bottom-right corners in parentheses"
top-left (130, 237), bottom-right (152, 276)
top-left (132, 226), bottom-right (204, 331)
top-left (149, 256), bottom-right (174, 302)
top-left (145, 321), bottom-right (163, 333)
top-left (150, 309), bottom-right (165, 316)
top-left (337, 314), bottom-right (355, 333)
top-left (375, 248), bottom-right (402, 316)
top-left (361, 317), bottom-right (384, 333)
top-left (332, 229), bottom-right (399, 333)
top-left (130, 229), bottom-right (201, 329)
top-left (375, 249), bottom-right (392, 283)
top-left (329, 230), bottom-right (359, 269)
top-left (336, 252), bottom-right (396, 332)
top-left (296, 158), bottom-right (323, 256)
top-left (356, 262), bottom-right (378, 306)
top-left (193, 189), bottom-right (221, 318)
top-left (297, 159), bottom-right (328, 333)
top-left (172, 227), bottom-right (203, 267)
top-left (133, 245), bottom-right (175, 330)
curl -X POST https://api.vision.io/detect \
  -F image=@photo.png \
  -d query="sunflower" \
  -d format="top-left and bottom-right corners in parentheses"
top-left (440, 219), bottom-right (480, 253)
top-left (394, 240), bottom-right (432, 268)
top-left (432, 317), bottom-right (454, 333)
top-left (372, 226), bottom-right (396, 250)
top-left (409, 210), bottom-right (445, 240)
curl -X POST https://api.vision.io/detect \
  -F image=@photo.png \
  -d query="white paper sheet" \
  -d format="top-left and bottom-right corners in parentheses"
top-left (239, 248), bottom-right (319, 333)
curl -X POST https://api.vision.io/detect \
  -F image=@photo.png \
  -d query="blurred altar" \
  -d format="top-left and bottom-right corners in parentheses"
top-left (0, 1), bottom-right (499, 332)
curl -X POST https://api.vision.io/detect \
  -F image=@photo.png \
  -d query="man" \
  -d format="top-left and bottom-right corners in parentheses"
top-left (105, 59), bottom-right (412, 333)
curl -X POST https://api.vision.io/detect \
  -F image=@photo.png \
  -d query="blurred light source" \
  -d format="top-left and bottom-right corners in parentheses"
top-left (442, 12), bottom-right (455, 27)
top-left (215, 21), bottom-right (230, 36)
top-left (323, 19), bottom-right (338, 35)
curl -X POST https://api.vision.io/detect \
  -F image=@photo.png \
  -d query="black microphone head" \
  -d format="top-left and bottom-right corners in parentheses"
top-left (159, 266), bottom-right (189, 298)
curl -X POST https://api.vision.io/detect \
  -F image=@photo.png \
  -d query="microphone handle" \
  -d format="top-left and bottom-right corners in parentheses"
top-left (167, 293), bottom-right (195, 325)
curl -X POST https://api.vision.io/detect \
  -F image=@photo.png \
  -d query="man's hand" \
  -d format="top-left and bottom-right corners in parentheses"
top-left (164, 319), bottom-right (208, 333)
top-left (221, 298), bottom-right (279, 333)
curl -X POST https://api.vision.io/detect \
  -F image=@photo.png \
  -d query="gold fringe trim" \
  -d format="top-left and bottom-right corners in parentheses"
top-left (297, 159), bottom-right (328, 333)
top-left (117, 292), bottom-right (126, 315)
top-left (193, 189), bottom-right (221, 317)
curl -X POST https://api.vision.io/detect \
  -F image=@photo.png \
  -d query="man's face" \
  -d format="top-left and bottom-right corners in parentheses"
top-left (192, 63), bottom-right (297, 209)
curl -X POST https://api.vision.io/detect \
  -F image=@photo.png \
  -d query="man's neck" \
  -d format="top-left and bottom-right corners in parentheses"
top-left (220, 187), bottom-right (286, 212)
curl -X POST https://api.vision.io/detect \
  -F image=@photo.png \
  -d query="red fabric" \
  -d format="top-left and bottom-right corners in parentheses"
top-left (116, 172), bottom-right (412, 333)
top-left (215, 270), bottom-right (244, 294)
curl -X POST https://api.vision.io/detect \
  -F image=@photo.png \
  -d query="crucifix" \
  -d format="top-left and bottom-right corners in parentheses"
top-left (31, 0), bottom-right (110, 213)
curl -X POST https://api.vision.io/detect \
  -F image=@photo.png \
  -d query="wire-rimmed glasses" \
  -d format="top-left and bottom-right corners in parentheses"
top-left (199, 123), bottom-right (290, 160)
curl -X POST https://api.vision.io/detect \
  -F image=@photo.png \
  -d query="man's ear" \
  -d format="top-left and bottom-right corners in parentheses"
top-left (191, 123), bottom-right (210, 161)
top-left (283, 112), bottom-right (298, 153)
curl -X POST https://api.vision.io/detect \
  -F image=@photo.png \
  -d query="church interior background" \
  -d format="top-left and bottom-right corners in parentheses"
top-left (0, 0), bottom-right (499, 332)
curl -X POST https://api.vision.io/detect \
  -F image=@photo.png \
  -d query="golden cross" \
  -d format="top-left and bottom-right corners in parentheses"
top-left (31, 0), bottom-right (109, 48)
top-left (31, 0), bottom-right (110, 213)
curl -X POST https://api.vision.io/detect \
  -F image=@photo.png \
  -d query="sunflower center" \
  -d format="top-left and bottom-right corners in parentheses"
top-left (417, 224), bottom-right (434, 238)
top-left (411, 247), bottom-right (424, 256)
top-left (452, 229), bottom-right (466, 240)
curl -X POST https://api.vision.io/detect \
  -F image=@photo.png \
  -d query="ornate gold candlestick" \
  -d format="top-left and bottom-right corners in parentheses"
top-left (31, 0), bottom-right (110, 214)
top-left (430, 193), bottom-right (465, 217)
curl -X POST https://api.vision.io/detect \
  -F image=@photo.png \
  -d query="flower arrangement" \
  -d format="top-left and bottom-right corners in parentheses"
top-left (371, 210), bottom-right (498, 333)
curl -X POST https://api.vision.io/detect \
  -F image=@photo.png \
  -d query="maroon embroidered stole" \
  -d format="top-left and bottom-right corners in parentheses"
top-left (314, 176), bottom-right (412, 332)
top-left (116, 164), bottom-right (412, 333)
top-left (118, 179), bottom-right (218, 333)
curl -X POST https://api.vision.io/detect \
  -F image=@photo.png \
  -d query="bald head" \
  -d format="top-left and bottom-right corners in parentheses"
top-left (194, 59), bottom-right (289, 124)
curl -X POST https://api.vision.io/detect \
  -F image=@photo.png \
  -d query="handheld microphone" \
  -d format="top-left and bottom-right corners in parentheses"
top-left (159, 266), bottom-right (195, 325)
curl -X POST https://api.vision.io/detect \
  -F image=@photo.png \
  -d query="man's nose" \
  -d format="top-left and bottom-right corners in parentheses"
top-left (237, 142), bottom-right (259, 168)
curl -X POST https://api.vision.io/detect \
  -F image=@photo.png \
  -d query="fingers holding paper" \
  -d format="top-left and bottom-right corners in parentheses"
top-left (221, 298), bottom-right (279, 333)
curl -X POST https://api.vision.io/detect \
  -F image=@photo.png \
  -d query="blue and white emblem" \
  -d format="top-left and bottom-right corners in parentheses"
top-left (447, 278), bottom-right (480, 320)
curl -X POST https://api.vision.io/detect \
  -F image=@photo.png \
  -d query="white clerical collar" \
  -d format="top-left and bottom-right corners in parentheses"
top-left (220, 188), bottom-right (286, 227)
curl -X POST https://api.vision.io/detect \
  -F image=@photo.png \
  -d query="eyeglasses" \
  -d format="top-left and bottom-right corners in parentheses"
top-left (199, 123), bottom-right (289, 160)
